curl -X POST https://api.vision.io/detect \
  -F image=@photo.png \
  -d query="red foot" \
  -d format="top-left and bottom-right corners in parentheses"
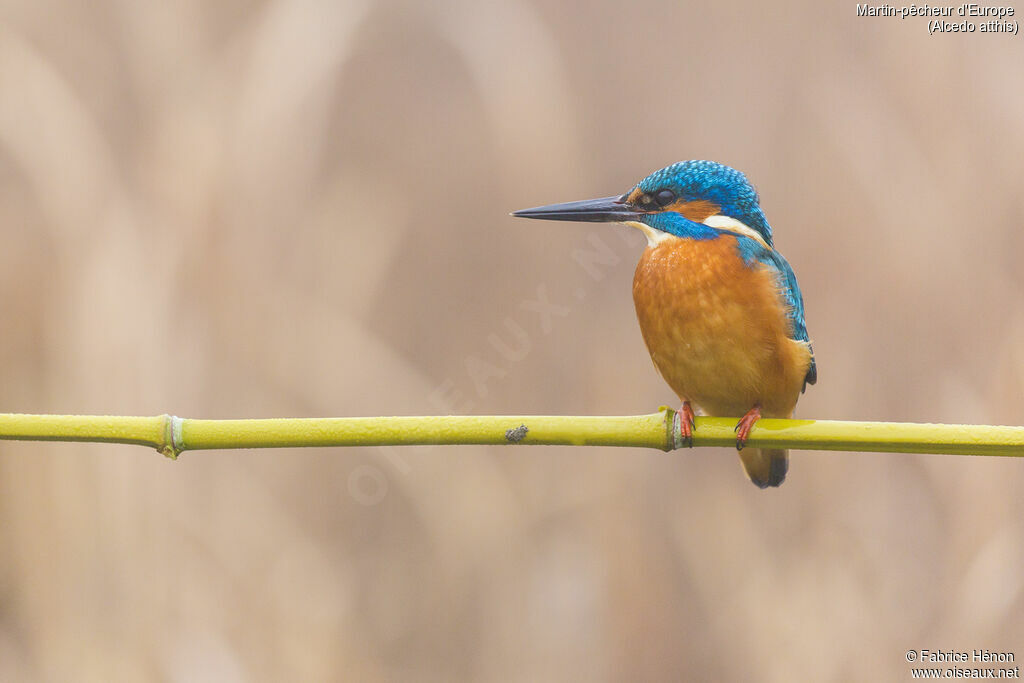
top-left (674, 401), bottom-right (696, 448)
top-left (734, 405), bottom-right (762, 451)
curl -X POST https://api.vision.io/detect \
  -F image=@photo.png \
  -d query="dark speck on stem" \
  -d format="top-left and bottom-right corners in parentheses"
top-left (505, 424), bottom-right (528, 443)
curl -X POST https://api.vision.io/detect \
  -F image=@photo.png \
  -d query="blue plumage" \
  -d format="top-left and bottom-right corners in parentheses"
top-left (642, 211), bottom-right (719, 241)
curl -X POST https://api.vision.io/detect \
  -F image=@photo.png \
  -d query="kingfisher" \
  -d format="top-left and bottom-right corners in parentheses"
top-left (514, 160), bottom-right (816, 488)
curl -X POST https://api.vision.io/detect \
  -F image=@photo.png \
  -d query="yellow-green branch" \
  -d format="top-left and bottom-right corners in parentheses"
top-left (0, 410), bottom-right (1020, 459)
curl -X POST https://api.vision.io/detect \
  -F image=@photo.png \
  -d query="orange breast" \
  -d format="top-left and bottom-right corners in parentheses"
top-left (632, 235), bottom-right (811, 418)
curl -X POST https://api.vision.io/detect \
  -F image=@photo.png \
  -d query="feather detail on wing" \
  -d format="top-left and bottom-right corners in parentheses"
top-left (733, 236), bottom-right (817, 390)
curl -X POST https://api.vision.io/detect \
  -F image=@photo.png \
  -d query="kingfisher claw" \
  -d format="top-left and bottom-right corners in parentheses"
top-left (673, 401), bottom-right (696, 448)
top-left (734, 405), bottom-right (762, 451)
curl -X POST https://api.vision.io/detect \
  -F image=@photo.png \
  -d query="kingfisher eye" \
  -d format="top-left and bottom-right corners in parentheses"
top-left (655, 189), bottom-right (676, 206)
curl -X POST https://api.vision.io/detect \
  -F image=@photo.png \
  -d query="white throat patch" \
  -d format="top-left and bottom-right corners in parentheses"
top-left (623, 220), bottom-right (672, 247)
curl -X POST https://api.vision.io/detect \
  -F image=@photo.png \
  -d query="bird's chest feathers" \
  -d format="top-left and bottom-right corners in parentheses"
top-left (631, 235), bottom-right (796, 414)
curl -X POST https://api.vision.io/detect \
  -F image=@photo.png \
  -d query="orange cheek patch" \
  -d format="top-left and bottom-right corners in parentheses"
top-left (665, 199), bottom-right (720, 221)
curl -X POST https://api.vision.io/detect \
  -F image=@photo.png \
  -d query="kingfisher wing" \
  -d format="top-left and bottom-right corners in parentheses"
top-left (765, 248), bottom-right (816, 389)
top-left (736, 237), bottom-right (816, 389)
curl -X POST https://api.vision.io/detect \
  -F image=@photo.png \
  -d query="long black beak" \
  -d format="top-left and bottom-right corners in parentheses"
top-left (512, 195), bottom-right (640, 223)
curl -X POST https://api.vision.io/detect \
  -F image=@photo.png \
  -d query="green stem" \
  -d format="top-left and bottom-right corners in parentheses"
top-left (0, 410), bottom-right (1020, 459)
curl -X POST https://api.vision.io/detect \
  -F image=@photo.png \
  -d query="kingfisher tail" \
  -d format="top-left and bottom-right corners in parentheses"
top-left (740, 448), bottom-right (788, 488)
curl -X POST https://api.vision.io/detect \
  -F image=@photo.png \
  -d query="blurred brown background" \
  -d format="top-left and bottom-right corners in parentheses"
top-left (0, 1), bottom-right (1022, 681)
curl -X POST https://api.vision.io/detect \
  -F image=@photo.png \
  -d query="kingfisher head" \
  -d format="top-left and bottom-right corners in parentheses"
top-left (513, 160), bottom-right (772, 247)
